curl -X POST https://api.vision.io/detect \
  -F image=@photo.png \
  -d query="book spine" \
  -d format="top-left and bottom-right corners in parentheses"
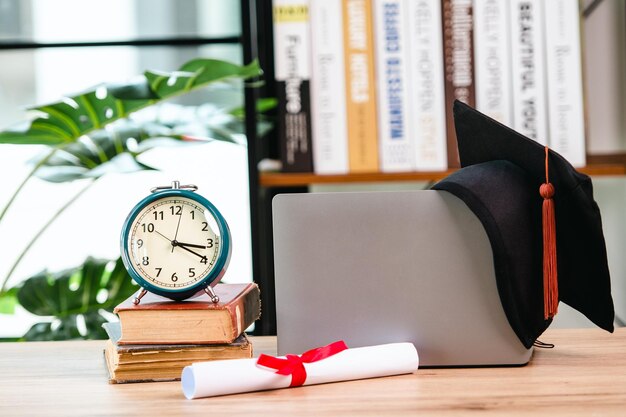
top-left (473, 0), bottom-right (513, 126)
top-left (240, 284), bottom-right (261, 335)
top-left (310, 0), bottom-right (350, 174)
top-left (343, 0), bottom-right (380, 173)
top-left (544, 0), bottom-right (586, 167)
top-left (273, 0), bottom-right (314, 172)
top-left (406, 0), bottom-right (448, 171)
top-left (373, 0), bottom-right (413, 172)
top-left (509, 0), bottom-right (549, 145)
top-left (441, 0), bottom-right (475, 168)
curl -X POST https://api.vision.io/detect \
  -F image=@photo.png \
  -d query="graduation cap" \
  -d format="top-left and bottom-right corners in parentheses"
top-left (432, 101), bottom-right (615, 348)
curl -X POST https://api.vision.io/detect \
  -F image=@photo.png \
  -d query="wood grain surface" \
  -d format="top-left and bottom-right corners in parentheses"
top-left (0, 328), bottom-right (624, 416)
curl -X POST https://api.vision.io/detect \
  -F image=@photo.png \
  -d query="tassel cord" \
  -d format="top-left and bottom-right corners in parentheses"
top-left (540, 147), bottom-right (558, 319)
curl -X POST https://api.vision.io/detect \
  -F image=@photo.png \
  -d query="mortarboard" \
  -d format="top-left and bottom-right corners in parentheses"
top-left (432, 101), bottom-right (615, 348)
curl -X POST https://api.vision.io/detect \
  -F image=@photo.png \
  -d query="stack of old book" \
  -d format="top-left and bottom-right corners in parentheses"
top-left (103, 283), bottom-right (260, 384)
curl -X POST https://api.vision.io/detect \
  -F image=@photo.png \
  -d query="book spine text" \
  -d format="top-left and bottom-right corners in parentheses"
top-left (406, 0), bottom-right (447, 171)
top-left (273, 0), bottom-right (314, 172)
top-left (343, 0), bottom-right (379, 173)
top-left (310, 0), bottom-right (350, 174)
top-left (474, 0), bottom-right (513, 126)
top-left (510, 0), bottom-right (549, 145)
top-left (374, 0), bottom-right (414, 172)
top-left (544, 0), bottom-right (586, 167)
top-left (441, 0), bottom-right (475, 168)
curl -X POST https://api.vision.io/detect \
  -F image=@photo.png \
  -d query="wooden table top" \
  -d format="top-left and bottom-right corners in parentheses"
top-left (0, 328), bottom-right (625, 416)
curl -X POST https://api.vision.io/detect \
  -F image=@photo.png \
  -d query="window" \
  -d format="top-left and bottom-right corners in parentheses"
top-left (0, 0), bottom-right (252, 337)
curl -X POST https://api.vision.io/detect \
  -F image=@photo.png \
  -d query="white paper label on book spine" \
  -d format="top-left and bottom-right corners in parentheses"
top-left (406, 0), bottom-right (447, 171)
top-left (544, 0), bottom-right (586, 167)
top-left (310, 0), bottom-right (350, 174)
top-left (474, 0), bottom-right (513, 127)
top-left (273, 0), bottom-right (311, 81)
top-left (373, 0), bottom-right (414, 172)
top-left (510, 0), bottom-right (549, 145)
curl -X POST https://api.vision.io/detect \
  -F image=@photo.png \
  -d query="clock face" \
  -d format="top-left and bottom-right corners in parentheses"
top-left (125, 196), bottom-right (223, 291)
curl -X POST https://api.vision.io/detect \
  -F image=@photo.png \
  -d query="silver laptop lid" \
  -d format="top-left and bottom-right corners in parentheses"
top-left (272, 190), bottom-right (531, 366)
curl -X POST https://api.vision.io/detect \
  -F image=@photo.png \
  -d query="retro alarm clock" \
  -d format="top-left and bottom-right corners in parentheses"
top-left (120, 181), bottom-right (231, 304)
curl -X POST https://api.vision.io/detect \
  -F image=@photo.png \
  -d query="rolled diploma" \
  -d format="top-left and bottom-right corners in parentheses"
top-left (182, 342), bottom-right (418, 399)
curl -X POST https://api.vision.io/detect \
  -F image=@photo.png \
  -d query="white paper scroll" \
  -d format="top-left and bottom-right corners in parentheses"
top-left (182, 342), bottom-right (419, 399)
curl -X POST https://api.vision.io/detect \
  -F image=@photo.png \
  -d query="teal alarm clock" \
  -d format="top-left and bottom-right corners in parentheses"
top-left (120, 181), bottom-right (231, 304)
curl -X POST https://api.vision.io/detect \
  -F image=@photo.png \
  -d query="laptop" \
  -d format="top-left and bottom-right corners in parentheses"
top-left (272, 190), bottom-right (532, 367)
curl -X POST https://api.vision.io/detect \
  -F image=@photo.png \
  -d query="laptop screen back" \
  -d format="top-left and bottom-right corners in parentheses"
top-left (272, 190), bottom-right (531, 366)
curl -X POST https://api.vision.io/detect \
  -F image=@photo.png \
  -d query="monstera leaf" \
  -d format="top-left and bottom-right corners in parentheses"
top-left (31, 120), bottom-right (180, 182)
top-left (0, 58), bottom-right (261, 146)
top-left (16, 257), bottom-right (137, 341)
top-left (30, 99), bottom-right (267, 183)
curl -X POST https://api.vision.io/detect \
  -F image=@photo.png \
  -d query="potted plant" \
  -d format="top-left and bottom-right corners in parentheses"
top-left (0, 57), bottom-right (268, 341)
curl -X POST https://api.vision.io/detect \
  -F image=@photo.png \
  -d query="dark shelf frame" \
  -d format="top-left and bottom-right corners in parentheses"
top-left (0, 36), bottom-right (241, 50)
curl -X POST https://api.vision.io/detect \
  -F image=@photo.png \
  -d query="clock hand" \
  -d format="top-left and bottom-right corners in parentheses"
top-left (153, 230), bottom-right (203, 252)
top-left (172, 241), bottom-right (208, 263)
top-left (172, 208), bottom-right (183, 253)
top-left (175, 241), bottom-right (207, 249)
top-left (154, 230), bottom-right (181, 251)
top-left (154, 230), bottom-right (173, 243)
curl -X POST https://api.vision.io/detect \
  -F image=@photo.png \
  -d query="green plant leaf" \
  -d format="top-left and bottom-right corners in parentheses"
top-left (229, 97), bottom-right (278, 119)
top-left (0, 58), bottom-right (261, 146)
top-left (17, 257), bottom-right (136, 340)
top-left (0, 288), bottom-right (19, 314)
top-left (31, 120), bottom-right (179, 182)
top-left (30, 101), bottom-right (256, 182)
top-left (18, 257), bottom-right (136, 318)
top-left (144, 59), bottom-right (261, 100)
top-left (21, 311), bottom-right (109, 341)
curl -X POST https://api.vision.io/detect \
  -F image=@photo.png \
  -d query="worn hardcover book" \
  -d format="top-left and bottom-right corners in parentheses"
top-left (510, 0), bottom-right (549, 145)
top-left (406, 0), bottom-right (447, 171)
top-left (102, 322), bottom-right (252, 384)
top-left (544, 0), bottom-right (586, 167)
top-left (310, 0), bottom-right (350, 174)
top-left (441, 0), bottom-right (475, 168)
top-left (343, 0), bottom-right (379, 173)
top-left (474, 0), bottom-right (513, 126)
top-left (113, 283), bottom-right (260, 345)
top-left (273, 0), bottom-right (314, 172)
top-left (373, 0), bottom-right (414, 172)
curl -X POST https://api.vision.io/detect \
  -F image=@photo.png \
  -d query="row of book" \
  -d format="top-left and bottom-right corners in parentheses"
top-left (103, 283), bottom-right (260, 383)
top-left (273, 0), bottom-right (587, 174)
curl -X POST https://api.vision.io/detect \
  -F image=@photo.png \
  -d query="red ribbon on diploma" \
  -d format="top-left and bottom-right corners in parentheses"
top-left (256, 340), bottom-right (348, 387)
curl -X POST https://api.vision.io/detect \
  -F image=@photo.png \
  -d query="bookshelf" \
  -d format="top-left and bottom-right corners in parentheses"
top-left (241, 0), bottom-right (626, 335)
top-left (259, 159), bottom-right (626, 187)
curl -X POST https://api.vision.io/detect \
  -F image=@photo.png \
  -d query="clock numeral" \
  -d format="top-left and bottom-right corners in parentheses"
top-left (142, 256), bottom-right (149, 266)
top-left (141, 223), bottom-right (155, 233)
top-left (188, 268), bottom-right (196, 278)
top-left (171, 272), bottom-right (179, 282)
top-left (155, 267), bottom-right (162, 277)
top-left (201, 222), bottom-right (208, 231)
top-left (207, 238), bottom-right (213, 248)
top-left (190, 210), bottom-right (195, 220)
top-left (200, 256), bottom-right (208, 265)
top-left (153, 210), bottom-right (164, 221)
top-left (170, 205), bottom-right (182, 216)
top-left (137, 239), bottom-right (143, 248)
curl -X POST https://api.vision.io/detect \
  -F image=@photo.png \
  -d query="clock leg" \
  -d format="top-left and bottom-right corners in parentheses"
top-left (133, 288), bottom-right (148, 305)
top-left (204, 286), bottom-right (220, 303)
